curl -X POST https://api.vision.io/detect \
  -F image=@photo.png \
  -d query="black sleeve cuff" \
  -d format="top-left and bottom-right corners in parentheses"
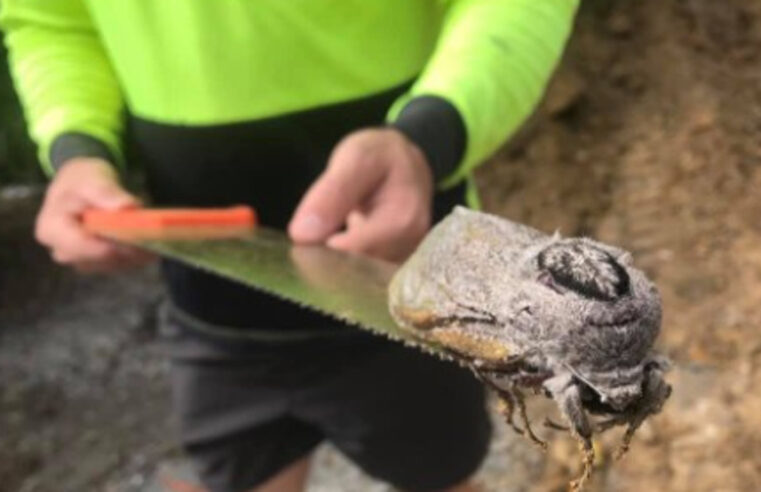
top-left (391, 96), bottom-right (466, 183)
top-left (50, 132), bottom-right (116, 171)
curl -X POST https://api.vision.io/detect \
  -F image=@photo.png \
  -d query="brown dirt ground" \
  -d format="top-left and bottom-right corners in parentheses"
top-left (476, 0), bottom-right (761, 490)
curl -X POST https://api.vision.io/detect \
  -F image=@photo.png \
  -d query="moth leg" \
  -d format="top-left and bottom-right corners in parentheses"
top-left (615, 423), bottom-right (637, 460)
top-left (495, 387), bottom-right (525, 437)
top-left (513, 387), bottom-right (547, 449)
top-left (470, 365), bottom-right (548, 449)
top-left (572, 441), bottom-right (595, 492)
top-left (614, 367), bottom-right (672, 460)
top-left (548, 378), bottom-right (595, 492)
top-left (468, 366), bottom-right (525, 436)
top-left (614, 414), bottom-right (647, 460)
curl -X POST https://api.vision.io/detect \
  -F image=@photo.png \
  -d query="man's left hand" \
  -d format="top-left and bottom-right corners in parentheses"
top-left (288, 128), bottom-right (433, 262)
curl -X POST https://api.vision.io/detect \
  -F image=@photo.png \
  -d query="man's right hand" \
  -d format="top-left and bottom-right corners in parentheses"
top-left (35, 158), bottom-right (154, 273)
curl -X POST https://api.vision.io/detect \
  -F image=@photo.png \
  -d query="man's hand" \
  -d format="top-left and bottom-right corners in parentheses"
top-left (289, 128), bottom-right (433, 262)
top-left (35, 158), bottom-right (154, 273)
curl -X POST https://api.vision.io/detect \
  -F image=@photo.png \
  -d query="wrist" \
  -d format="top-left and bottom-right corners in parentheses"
top-left (385, 127), bottom-right (428, 169)
top-left (382, 127), bottom-right (434, 197)
top-left (50, 133), bottom-right (117, 173)
top-left (57, 156), bottom-right (116, 175)
top-left (390, 96), bottom-right (466, 184)
top-left (53, 158), bottom-right (121, 190)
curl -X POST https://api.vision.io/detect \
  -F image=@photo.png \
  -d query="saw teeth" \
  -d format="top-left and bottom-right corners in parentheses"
top-left (134, 239), bottom-right (462, 366)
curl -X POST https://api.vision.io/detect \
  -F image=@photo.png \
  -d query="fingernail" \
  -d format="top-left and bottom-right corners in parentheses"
top-left (291, 213), bottom-right (326, 241)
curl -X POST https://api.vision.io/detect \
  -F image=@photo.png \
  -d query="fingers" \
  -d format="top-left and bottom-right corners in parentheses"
top-left (326, 188), bottom-right (431, 262)
top-left (46, 218), bottom-right (114, 263)
top-left (289, 134), bottom-right (388, 243)
top-left (35, 157), bottom-right (151, 273)
top-left (39, 211), bottom-right (152, 271)
top-left (289, 128), bottom-right (434, 261)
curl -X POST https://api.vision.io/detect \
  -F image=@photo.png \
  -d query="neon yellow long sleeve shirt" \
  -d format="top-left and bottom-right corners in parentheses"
top-left (1, 0), bottom-right (578, 182)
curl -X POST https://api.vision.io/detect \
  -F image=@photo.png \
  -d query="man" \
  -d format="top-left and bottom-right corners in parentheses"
top-left (1, 1), bottom-right (578, 491)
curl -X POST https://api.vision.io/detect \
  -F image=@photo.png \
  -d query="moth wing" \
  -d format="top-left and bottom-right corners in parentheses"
top-left (390, 207), bottom-right (545, 316)
top-left (389, 207), bottom-right (545, 361)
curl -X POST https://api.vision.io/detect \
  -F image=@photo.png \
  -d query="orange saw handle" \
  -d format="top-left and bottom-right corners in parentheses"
top-left (82, 205), bottom-right (257, 234)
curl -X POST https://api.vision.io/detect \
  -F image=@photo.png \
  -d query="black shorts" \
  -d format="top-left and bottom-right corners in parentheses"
top-left (161, 304), bottom-right (492, 492)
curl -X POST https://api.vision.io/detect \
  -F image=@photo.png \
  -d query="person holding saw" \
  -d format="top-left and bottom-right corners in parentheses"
top-left (1, 2), bottom-right (578, 491)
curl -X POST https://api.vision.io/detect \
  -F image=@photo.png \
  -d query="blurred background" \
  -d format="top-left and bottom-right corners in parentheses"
top-left (2, 0), bottom-right (761, 491)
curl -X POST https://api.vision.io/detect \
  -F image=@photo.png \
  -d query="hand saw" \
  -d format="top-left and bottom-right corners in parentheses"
top-left (83, 205), bottom-right (446, 356)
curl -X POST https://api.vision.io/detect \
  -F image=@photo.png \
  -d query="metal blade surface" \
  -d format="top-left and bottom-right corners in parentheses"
top-left (101, 226), bottom-right (439, 350)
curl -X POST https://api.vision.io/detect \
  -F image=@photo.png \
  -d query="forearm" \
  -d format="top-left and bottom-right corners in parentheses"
top-left (1, 0), bottom-right (124, 174)
top-left (389, 0), bottom-right (579, 187)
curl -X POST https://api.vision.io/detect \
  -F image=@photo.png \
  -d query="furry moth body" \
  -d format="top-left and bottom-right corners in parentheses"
top-left (388, 207), bottom-right (671, 491)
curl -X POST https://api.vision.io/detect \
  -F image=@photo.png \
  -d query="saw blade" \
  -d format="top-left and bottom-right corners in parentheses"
top-left (99, 225), bottom-right (451, 357)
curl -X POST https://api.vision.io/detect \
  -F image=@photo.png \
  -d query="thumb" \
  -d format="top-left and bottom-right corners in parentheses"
top-left (289, 157), bottom-right (387, 243)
